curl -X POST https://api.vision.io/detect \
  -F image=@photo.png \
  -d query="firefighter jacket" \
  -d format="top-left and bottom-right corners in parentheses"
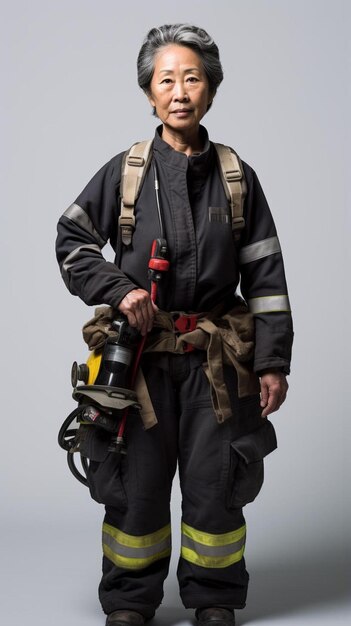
top-left (56, 125), bottom-right (293, 374)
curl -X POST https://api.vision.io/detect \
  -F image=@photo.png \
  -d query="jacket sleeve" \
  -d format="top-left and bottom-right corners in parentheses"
top-left (239, 163), bottom-right (293, 374)
top-left (55, 154), bottom-right (138, 308)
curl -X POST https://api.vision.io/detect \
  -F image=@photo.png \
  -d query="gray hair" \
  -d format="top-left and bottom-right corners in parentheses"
top-left (137, 24), bottom-right (223, 112)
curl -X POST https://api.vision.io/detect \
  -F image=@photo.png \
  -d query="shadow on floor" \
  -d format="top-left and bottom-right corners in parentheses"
top-left (152, 606), bottom-right (194, 626)
top-left (151, 551), bottom-right (349, 625)
top-left (241, 553), bottom-right (349, 624)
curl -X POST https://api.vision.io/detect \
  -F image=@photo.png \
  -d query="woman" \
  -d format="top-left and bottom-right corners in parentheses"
top-left (56, 24), bottom-right (292, 626)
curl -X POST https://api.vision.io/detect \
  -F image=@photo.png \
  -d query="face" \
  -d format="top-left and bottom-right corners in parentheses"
top-left (147, 44), bottom-right (213, 139)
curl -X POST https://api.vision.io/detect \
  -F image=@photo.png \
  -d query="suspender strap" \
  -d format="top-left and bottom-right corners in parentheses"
top-left (119, 140), bottom-right (246, 247)
top-left (213, 143), bottom-right (247, 241)
top-left (119, 140), bottom-right (153, 246)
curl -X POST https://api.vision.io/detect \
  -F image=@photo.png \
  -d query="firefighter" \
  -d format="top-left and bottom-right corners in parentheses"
top-left (56, 24), bottom-right (292, 626)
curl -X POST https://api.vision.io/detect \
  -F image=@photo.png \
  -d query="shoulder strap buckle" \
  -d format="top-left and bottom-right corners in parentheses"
top-left (232, 216), bottom-right (245, 230)
top-left (225, 168), bottom-right (242, 182)
top-left (127, 155), bottom-right (146, 167)
top-left (118, 212), bottom-right (136, 246)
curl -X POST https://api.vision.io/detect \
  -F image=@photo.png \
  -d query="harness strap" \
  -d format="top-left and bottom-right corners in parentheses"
top-left (119, 139), bottom-right (246, 247)
top-left (213, 143), bottom-right (247, 241)
top-left (81, 302), bottom-right (259, 429)
top-left (119, 140), bottom-right (153, 246)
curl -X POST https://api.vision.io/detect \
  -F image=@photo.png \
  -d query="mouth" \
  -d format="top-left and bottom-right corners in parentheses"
top-left (171, 108), bottom-right (193, 116)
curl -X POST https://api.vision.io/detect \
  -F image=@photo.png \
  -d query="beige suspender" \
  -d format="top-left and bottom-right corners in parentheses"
top-left (213, 143), bottom-right (247, 241)
top-left (119, 140), bottom-right (246, 246)
top-left (119, 140), bottom-right (153, 246)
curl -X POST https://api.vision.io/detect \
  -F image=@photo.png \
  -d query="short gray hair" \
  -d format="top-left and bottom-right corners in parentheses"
top-left (137, 23), bottom-right (223, 110)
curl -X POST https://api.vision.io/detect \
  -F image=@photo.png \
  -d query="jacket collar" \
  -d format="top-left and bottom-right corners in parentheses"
top-left (153, 125), bottom-right (213, 176)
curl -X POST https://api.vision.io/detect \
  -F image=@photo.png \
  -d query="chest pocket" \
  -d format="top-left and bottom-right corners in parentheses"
top-left (209, 206), bottom-right (231, 224)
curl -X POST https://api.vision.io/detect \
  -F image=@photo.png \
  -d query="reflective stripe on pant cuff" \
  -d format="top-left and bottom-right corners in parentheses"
top-left (181, 522), bottom-right (246, 569)
top-left (102, 522), bottom-right (171, 570)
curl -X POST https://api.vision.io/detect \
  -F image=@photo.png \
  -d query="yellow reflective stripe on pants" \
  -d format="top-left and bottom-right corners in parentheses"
top-left (102, 522), bottom-right (171, 570)
top-left (181, 522), bottom-right (246, 569)
top-left (248, 294), bottom-right (291, 315)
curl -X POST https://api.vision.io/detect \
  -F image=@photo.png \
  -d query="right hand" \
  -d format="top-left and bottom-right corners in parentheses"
top-left (259, 370), bottom-right (289, 418)
top-left (118, 289), bottom-right (158, 336)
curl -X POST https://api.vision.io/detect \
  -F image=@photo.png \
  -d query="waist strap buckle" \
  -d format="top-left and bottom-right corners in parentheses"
top-left (174, 313), bottom-right (198, 352)
top-left (174, 313), bottom-right (198, 334)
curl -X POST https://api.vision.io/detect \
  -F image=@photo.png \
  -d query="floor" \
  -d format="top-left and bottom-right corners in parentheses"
top-left (1, 522), bottom-right (349, 626)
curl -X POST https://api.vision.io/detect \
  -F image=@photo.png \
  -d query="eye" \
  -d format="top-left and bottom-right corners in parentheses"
top-left (187, 76), bottom-right (199, 83)
top-left (160, 78), bottom-right (173, 84)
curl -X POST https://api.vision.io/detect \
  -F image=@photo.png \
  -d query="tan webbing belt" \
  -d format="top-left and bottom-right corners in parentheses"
top-left (138, 306), bottom-right (259, 425)
top-left (82, 303), bottom-right (260, 429)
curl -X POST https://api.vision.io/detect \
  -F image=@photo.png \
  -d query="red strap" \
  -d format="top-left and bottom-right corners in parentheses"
top-left (182, 342), bottom-right (195, 353)
top-left (174, 314), bottom-right (198, 333)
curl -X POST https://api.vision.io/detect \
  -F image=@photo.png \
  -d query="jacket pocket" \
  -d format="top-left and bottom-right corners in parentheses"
top-left (227, 419), bottom-right (277, 509)
top-left (77, 425), bottom-right (127, 510)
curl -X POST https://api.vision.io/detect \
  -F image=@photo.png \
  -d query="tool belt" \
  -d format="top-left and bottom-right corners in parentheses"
top-left (82, 298), bottom-right (260, 428)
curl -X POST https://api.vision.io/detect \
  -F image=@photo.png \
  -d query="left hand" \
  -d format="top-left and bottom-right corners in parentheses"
top-left (259, 370), bottom-right (289, 418)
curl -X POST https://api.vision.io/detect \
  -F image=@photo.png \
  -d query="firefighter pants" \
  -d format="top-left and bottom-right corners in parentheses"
top-left (84, 351), bottom-right (276, 619)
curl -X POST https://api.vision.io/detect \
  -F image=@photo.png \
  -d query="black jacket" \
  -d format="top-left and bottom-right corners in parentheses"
top-left (56, 126), bottom-right (293, 373)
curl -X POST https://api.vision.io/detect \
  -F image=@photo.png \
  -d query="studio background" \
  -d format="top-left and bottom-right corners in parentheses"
top-left (1, 1), bottom-right (349, 625)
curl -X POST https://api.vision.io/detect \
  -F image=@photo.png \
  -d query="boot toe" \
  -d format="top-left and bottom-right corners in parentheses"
top-left (106, 610), bottom-right (145, 625)
top-left (196, 607), bottom-right (235, 625)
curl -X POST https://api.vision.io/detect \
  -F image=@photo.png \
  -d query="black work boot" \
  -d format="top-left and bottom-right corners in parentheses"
top-left (105, 610), bottom-right (145, 625)
top-left (195, 607), bottom-right (235, 625)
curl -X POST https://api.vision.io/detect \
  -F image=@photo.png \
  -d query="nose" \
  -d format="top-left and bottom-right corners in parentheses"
top-left (173, 80), bottom-right (189, 102)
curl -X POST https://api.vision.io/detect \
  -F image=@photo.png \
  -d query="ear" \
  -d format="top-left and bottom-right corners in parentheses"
top-left (147, 92), bottom-right (156, 108)
top-left (206, 89), bottom-right (216, 112)
top-left (208, 89), bottom-right (216, 106)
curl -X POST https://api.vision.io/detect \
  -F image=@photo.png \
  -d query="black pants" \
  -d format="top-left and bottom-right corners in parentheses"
top-left (85, 352), bottom-right (275, 619)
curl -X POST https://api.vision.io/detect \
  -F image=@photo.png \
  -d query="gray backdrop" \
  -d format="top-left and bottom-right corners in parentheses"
top-left (1, 1), bottom-right (349, 625)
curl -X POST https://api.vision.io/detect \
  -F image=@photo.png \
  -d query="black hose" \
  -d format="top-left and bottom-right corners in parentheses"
top-left (58, 405), bottom-right (90, 487)
top-left (67, 452), bottom-right (89, 487)
top-left (57, 406), bottom-right (84, 451)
